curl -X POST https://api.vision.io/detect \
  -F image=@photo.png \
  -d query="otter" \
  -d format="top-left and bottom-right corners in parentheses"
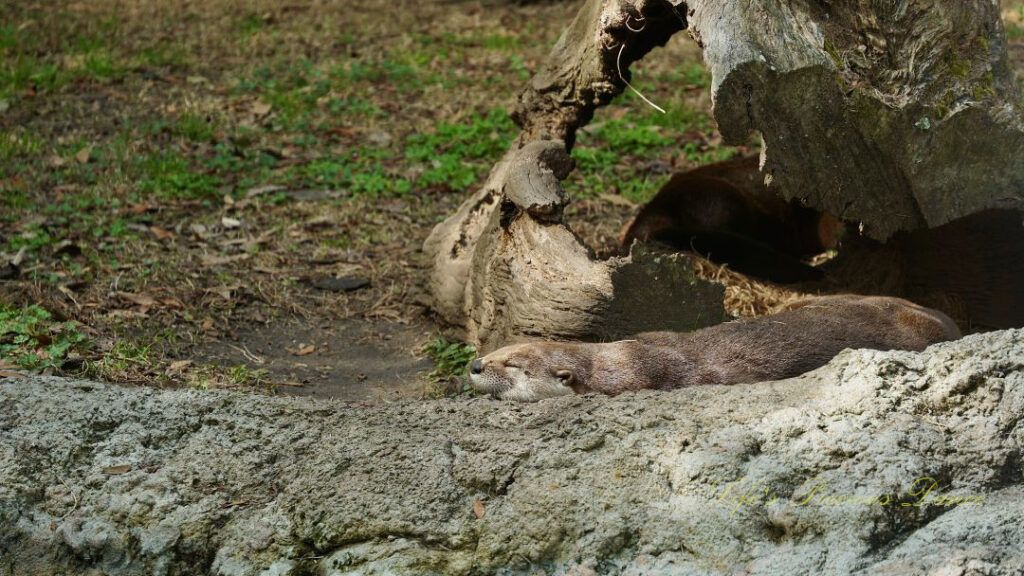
top-left (619, 155), bottom-right (844, 283)
top-left (468, 295), bottom-right (960, 401)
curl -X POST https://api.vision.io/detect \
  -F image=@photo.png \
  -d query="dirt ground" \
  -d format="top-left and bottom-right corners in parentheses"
top-left (2, 1), bottom-right (1023, 401)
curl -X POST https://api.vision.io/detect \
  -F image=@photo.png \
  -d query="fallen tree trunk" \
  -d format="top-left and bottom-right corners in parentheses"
top-left (2, 329), bottom-right (1023, 575)
top-left (424, 0), bottom-right (1024, 348)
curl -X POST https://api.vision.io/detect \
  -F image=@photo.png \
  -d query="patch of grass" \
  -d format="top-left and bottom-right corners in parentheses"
top-left (289, 147), bottom-right (410, 198)
top-left (238, 13), bottom-right (268, 37)
top-left (176, 112), bottom-right (219, 142)
top-left (425, 337), bottom-right (476, 384)
top-left (135, 151), bottom-right (223, 200)
top-left (226, 364), bottom-right (270, 387)
top-left (135, 44), bottom-right (191, 68)
top-left (326, 96), bottom-right (383, 118)
top-left (0, 56), bottom-right (69, 98)
top-left (180, 362), bottom-right (271, 391)
top-left (588, 119), bottom-right (675, 151)
top-left (0, 304), bottom-right (88, 371)
top-left (92, 339), bottom-right (152, 381)
top-left (1006, 7), bottom-right (1024, 40)
top-left (5, 223), bottom-right (58, 252)
top-left (404, 109), bottom-right (516, 191)
top-left (0, 131), bottom-right (42, 162)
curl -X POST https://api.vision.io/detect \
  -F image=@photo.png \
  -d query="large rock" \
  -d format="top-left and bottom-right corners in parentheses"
top-left (2, 329), bottom-right (1023, 575)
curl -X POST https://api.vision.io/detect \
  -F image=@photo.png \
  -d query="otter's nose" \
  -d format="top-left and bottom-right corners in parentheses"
top-left (470, 358), bottom-right (484, 374)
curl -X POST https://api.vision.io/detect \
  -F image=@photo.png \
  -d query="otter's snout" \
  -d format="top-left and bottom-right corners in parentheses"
top-left (470, 358), bottom-right (484, 374)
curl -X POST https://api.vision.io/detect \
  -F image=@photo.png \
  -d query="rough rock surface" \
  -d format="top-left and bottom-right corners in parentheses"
top-left (2, 329), bottom-right (1023, 575)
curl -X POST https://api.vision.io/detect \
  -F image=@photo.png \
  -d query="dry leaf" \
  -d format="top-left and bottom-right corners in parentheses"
top-left (116, 291), bottom-right (158, 307)
top-left (167, 360), bottom-right (193, 376)
top-left (294, 344), bottom-right (316, 356)
top-left (473, 499), bottom-right (485, 519)
top-left (149, 226), bottom-right (176, 240)
top-left (0, 371), bottom-right (28, 380)
top-left (75, 145), bottom-right (93, 165)
top-left (107, 309), bottom-right (149, 319)
top-left (206, 286), bottom-right (238, 301)
top-left (103, 464), bottom-right (132, 475)
top-left (251, 100), bottom-right (272, 117)
top-left (201, 253), bottom-right (252, 267)
top-left (159, 297), bottom-right (185, 309)
top-left (598, 193), bottom-right (636, 207)
top-left (221, 216), bottom-right (242, 229)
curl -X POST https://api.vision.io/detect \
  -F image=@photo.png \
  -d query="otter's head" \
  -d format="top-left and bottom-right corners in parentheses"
top-left (467, 342), bottom-right (587, 402)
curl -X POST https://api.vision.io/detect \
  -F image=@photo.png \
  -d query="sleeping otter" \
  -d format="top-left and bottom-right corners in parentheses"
top-left (468, 295), bottom-right (960, 401)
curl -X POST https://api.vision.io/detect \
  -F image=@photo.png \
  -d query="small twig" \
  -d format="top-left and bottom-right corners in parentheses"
top-left (616, 43), bottom-right (666, 114)
top-left (226, 343), bottom-right (265, 365)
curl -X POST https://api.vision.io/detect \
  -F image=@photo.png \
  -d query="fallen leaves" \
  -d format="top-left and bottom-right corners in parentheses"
top-left (113, 291), bottom-right (185, 315)
top-left (166, 359), bottom-right (193, 377)
top-left (149, 226), bottom-right (177, 241)
top-left (200, 253), bottom-right (252, 267)
top-left (250, 100), bottom-right (272, 117)
top-left (293, 344), bottom-right (316, 356)
top-left (115, 292), bottom-right (158, 308)
top-left (74, 145), bottom-right (93, 165)
top-left (204, 285), bottom-right (240, 301)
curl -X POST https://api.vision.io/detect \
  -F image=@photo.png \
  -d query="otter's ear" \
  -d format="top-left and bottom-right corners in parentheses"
top-left (554, 369), bottom-right (576, 387)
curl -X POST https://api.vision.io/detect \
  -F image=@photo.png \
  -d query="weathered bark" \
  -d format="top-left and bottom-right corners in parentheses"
top-left (692, 0), bottom-right (1024, 238)
top-left (424, 0), bottom-right (1024, 347)
top-left (2, 330), bottom-right (1023, 575)
top-left (424, 0), bottom-right (721, 351)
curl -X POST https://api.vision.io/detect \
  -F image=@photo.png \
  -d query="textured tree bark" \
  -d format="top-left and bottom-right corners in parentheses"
top-left (424, 0), bottom-right (1024, 349)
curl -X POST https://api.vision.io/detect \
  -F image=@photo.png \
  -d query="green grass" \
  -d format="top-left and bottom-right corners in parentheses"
top-left (276, 108), bottom-right (515, 198)
top-left (0, 22), bottom-right (129, 99)
top-left (404, 109), bottom-right (516, 190)
top-left (136, 151), bottom-right (223, 200)
top-left (563, 84), bottom-right (740, 203)
top-left (0, 304), bottom-right (88, 371)
top-left (425, 337), bottom-right (476, 384)
top-left (175, 112), bottom-right (220, 143)
top-left (0, 131), bottom-right (42, 162)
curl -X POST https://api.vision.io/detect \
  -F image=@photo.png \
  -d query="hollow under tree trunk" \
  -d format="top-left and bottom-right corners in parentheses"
top-left (424, 0), bottom-right (1024, 352)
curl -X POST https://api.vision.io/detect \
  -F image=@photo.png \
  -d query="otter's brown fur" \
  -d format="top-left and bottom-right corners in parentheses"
top-left (618, 156), bottom-right (843, 283)
top-left (468, 295), bottom-right (960, 401)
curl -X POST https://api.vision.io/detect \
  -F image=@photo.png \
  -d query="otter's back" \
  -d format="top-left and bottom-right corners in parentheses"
top-left (636, 295), bottom-right (959, 385)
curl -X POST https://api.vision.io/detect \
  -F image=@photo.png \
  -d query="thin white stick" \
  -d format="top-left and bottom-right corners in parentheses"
top-left (617, 43), bottom-right (666, 114)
